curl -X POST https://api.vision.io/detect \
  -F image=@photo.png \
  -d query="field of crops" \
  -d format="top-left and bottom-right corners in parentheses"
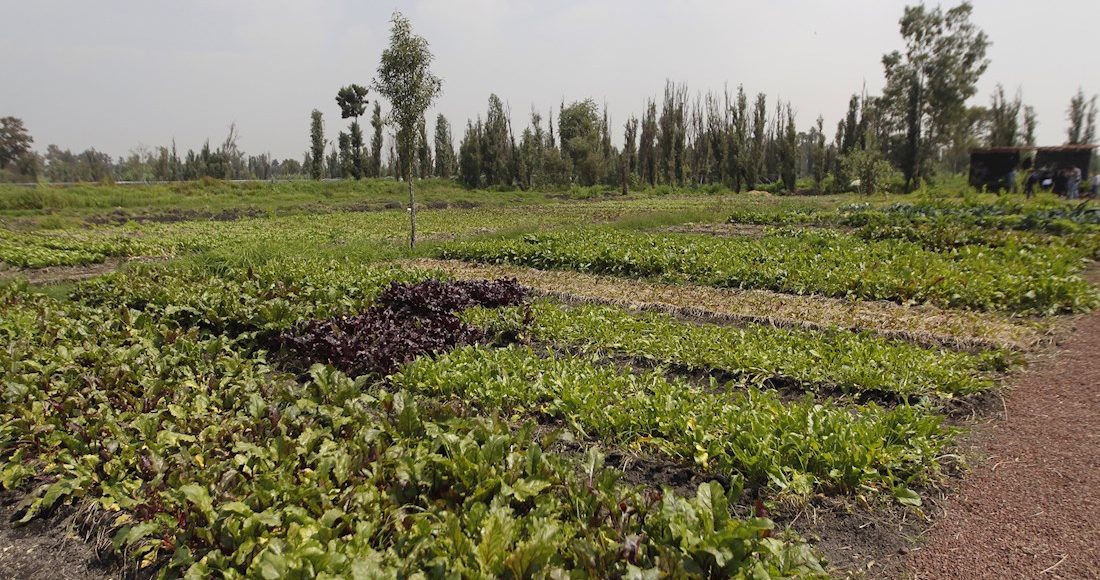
top-left (0, 187), bottom-right (1095, 577)
top-left (438, 228), bottom-right (1097, 314)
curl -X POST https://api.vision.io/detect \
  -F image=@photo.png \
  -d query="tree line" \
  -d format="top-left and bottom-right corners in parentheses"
top-left (0, 119), bottom-right (310, 184)
top-left (2, 2), bottom-right (1097, 192)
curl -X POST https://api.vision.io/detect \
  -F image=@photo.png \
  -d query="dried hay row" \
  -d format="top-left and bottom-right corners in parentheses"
top-left (400, 258), bottom-right (1048, 352)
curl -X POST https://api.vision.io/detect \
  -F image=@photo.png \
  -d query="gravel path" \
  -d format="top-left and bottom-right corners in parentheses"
top-left (907, 311), bottom-right (1100, 578)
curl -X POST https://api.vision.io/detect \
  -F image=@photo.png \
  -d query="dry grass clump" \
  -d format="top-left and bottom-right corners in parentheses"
top-left (402, 259), bottom-right (1048, 352)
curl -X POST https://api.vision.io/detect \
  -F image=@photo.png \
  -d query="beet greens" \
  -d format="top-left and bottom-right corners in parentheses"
top-left (280, 278), bottom-right (526, 377)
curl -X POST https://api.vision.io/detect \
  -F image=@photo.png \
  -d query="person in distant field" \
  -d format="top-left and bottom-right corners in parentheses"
top-left (1024, 169), bottom-right (1039, 198)
top-left (1067, 166), bottom-right (1082, 200)
top-left (1005, 168), bottom-right (1017, 194)
top-left (1091, 173), bottom-right (1100, 198)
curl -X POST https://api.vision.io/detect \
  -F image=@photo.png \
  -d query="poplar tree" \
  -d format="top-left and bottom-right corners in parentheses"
top-left (748, 93), bottom-right (767, 190)
top-left (526, 110), bottom-right (546, 186)
top-left (727, 87), bottom-right (748, 191)
top-left (1067, 89), bottom-right (1098, 145)
top-left (811, 115), bottom-right (827, 191)
top-left (309, 109), bottom-right (325, 180)
top-left (433, 114), bottom-right (455, 179)
top-left (622, 116), bottom-right (639, 176)
top-left (458, 119), bottom-right (482, 188)
top-left (326, 144), bottom-right (339, 178)
top-left (337, 132), bottom-right (352, 178)
top-left (988, 84), bottom-right (1021, 147)
top-left (369, 102), bottom-right (384, 177)
top-left (705, 91), bottom-right (726, 184)
top-left (638, 100), bottom-right (658, 186)
top-left (482, 95), bottom-right (510, 186)
top-left (656, 82), bottom-right (687, 186)
top-left (335, 84), bottom-right (369, 179)
top-left (781, 103), bottom-right (798, 191)
top-left (417, 116), bottom-right (432, 178)
top-left (1022, 106), bottom-right (1038, 146)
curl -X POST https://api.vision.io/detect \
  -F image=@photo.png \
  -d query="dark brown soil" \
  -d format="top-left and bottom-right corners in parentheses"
top-left (0, 494), bottom-right (118, 579)
top-left (906, 310), bottom-right (1100, 579)
top-left (606, 449), bottom-right (728, 497)
top-left (777, 496), bottom-right (926, 578)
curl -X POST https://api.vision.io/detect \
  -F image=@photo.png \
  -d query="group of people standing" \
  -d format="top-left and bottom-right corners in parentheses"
top-left (1023, 165), bottom-right (1100, 199)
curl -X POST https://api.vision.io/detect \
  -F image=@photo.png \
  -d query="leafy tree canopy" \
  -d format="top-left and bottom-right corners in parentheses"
top-left (335, 84), bottom-right (369, 120)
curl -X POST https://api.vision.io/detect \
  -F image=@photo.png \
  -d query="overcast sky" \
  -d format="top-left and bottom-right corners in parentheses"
top-left (3, 0), bottom-right (1097, 161)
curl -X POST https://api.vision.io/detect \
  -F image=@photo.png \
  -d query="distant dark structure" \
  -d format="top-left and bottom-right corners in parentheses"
top-left (969, 145), bottom-right (1096, 193)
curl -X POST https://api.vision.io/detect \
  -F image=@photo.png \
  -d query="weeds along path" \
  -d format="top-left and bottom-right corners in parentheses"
top-left (907, 309), bottom-right (1100, 578)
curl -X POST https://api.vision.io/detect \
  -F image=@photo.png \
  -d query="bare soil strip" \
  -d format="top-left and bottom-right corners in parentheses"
top-left (661, 223), bottom-right (772, 237)
top-left (0, 257), bottom-right (167, 285)
top-left (660, 222), bottom-right (846, 237)
top-left (907, 310), bottom-right (1100, 579)
top-left (0, 494), bottom-right (116, 580)
top-left (402, 259), bottom-right (1046, 352)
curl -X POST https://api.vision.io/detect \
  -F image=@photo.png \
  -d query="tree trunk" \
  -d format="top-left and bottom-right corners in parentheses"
top-left (408, 170), bottom-right (416, 249)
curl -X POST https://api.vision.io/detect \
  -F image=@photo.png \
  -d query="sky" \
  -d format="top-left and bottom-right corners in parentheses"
top-left (2, 0), bottom-right (1097, 161)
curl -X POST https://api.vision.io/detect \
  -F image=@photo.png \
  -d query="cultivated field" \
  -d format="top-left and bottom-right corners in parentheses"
top-left (1, 182), bottom-right (1098, 577)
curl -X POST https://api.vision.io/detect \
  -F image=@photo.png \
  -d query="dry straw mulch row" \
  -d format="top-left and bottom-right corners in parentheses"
top-left (402, 259), bottom-right (1048, 352)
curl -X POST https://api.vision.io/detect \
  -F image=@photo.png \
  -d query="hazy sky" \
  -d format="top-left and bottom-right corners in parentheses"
top-left (3, 0), bottom-right (1097, 160)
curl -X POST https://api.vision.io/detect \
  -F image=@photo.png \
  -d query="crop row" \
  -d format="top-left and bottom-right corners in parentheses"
top-left (0, 285), bottom-right (824, 577)
top-left (69, 263), bottom-right (957, 494)
top-left (80, 260), bottom-right (1003, 400)
top-left (74, 259), bottom-right (438, 335)
top-left (466, 301), bottom-right (1004, 399)
top-left (842, 200), bottom-right (1100, 234)
top-left (3, 200), bottom-right (698, 271)
top-left (730, 200), bottom-right (1100, 234)
top-left (0, 228), bottom-right (162, 268)
top-left (437, 229), bottom-right (1098, 314)
top-left (727, 201), bottom-right (1100, 256)
top-left (392, 344), bottom-right (951, 497)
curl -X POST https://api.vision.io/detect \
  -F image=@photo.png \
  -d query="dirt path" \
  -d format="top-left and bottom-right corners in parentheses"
top-left (907, 311), bottom-right (1100, 579)
top-left (0, 257), bottom-right (167, 285)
